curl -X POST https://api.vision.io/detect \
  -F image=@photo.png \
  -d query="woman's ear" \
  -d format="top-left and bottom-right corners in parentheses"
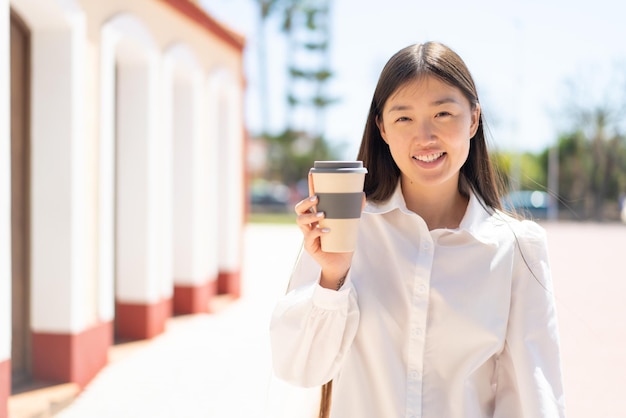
top-left (376, 115), bottom-right (388, 144)
top-left (469, 104), bottom-right (481, 138)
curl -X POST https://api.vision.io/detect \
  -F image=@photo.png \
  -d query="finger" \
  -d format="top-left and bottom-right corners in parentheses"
top-left (302, 223), bottom-right (327, 251)
top-left (295, 195), bottom-right (318, 215)
top-left (308, 172), bottom-right (315, 197)
top-left (296, 210), bottom-right (325, 228)
top-left (361, 192), bottom-right (366, 211)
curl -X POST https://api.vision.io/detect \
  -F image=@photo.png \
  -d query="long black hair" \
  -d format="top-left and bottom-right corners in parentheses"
top-left (357, 41), bottom-right (503, 210)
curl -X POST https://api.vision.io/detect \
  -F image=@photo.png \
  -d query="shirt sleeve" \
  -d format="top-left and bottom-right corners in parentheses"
top-left (494, 221), bottom-right (566, 417)
top-left (269, 248), bottom-right (360, 388)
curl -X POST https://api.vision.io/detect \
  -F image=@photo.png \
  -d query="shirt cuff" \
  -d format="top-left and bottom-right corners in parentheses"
top-left (312, 282), bottom-right (351, 310)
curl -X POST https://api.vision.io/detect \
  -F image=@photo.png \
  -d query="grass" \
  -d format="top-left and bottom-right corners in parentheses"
top-left (247, 212), bottom-right (296, 225)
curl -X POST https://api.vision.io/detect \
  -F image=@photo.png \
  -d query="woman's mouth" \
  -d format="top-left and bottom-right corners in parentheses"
top-left (412, 152), bottom-right (445, 163)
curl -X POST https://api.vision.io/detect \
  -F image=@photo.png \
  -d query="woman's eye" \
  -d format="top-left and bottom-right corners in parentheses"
top-left (436, 111), bottom-right (452, 118)
top-left (395, 116), bottom-right (411, 122)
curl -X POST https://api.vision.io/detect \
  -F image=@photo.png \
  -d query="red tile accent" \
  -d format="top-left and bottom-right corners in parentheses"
top-left (0, 359), bottom-right (9, 418)
top-left (31, 321), bottom-right (112, 389)
top-left (115, 298), bottom-right (172, 341)
top-left (217, 270), bottom-right (241, 298)
top-left (173, 279), bottom-right (217, 315)
top-left (157, 0), bottom-right (245, 51)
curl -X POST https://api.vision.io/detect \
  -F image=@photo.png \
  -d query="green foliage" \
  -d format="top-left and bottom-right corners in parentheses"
top-left (263, 130), bottom-right (342, 185)
top-left (550, 110), bottom-right (626, 219)
top-left (253, 0), bottom-right (339, 195)
top-left (491, 151), bottom-right (547, 194)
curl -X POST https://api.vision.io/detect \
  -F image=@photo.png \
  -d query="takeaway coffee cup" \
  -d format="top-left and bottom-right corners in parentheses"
top-left (310, 161), bottom-right (368, 252)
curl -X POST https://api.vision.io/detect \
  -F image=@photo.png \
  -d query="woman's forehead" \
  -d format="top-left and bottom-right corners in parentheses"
top-left (385, 76), bottom-right (465, 107)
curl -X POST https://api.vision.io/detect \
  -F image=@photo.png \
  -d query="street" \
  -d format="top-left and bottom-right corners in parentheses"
top-left (52, 222), bottom-right (625, 418)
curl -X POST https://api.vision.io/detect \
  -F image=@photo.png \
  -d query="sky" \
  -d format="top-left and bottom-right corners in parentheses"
top-left (202, 0), bottom-right (626, 158)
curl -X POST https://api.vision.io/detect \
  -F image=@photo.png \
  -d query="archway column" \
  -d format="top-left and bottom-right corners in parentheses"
top-left (1, 1), bottom-right (12, 415)
top-left (167, 48), bottom-right (218, 315)
top-left (113, 55), bottom-right (171, 340)
top-left (210, 72), bottom-right (245, 298)
top-left (28, 14), bottom-right (111, 388)
top-left (99, 15), bottom-right (172, 341)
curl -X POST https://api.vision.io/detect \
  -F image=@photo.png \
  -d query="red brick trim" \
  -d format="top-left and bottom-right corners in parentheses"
top-left (173, 279), bottom-right (217, 314)
top-left (217, 270), bottom-right (241, 298)
top-left (0, 359), bottom-right (9, 418)
top-left (31, 321), bottom-right (112, 389)
top-left (115, 298), bottom-right (172, 341)
top-left (158, 0), bottom-right (245, 51)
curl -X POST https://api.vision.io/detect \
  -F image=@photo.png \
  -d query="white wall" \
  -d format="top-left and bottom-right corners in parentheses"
top-left (0, 0), bottom-right (12, 361)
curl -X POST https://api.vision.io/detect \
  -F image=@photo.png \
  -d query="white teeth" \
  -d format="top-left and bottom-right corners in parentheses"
top-left (413, 152), bottom-right (444, 163)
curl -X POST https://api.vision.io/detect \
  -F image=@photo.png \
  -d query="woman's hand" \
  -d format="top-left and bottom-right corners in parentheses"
top-left (294, 173), bottom-right (364, 290)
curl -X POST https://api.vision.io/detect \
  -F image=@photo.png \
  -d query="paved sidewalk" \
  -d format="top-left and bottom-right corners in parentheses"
top-left (55, 224), bottom-right (313, 418)
top-left (542, 222), bottom-right (626, 418)
top-left (51, 222), bottom-right (626, 418)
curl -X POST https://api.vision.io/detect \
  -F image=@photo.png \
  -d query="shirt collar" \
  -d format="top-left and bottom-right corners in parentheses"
top-left (363, 181), bottom-right (499, 246)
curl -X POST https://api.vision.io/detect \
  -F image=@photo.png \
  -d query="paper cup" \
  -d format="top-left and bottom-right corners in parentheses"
top-left (310, 161), bottom-right (367, 252)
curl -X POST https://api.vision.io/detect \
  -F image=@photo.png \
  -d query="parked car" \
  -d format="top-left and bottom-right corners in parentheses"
top-left (501, 190), bottom-right (549, 220)
top-left (250, 180), bottom-right (290, 213)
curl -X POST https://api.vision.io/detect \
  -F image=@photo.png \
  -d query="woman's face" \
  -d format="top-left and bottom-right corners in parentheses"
top-left (377, 75), bottom-right (480, 194)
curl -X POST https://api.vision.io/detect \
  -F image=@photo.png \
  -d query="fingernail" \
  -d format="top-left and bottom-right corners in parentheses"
top-left (320, 228), bottom-right (330, 233)
top-left (316, 211), bottom-right (324, 218)
top-left (309, 195), bottom-right (317, 202)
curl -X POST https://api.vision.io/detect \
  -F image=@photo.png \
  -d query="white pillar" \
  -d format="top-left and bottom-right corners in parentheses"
top-left (97, 24), bottom-right (117, 324)
top-left (209, 70), bottom-right (244, 295)
top-left (172, 70), bottom-right (216, 285)
top-left (0, 0), bottom-right (12, 363)
top-left (220, 77), bottom-right (244, 272)
top-left (115, 57), bottom-right (162, 304)
top-left (99, 14), bottom-right (169, 339)
top-left (30, 17), bottom-right (89, 335)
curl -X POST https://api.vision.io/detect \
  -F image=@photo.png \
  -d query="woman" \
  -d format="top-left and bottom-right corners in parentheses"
top-left (270, 41), bottom-right (565, 418)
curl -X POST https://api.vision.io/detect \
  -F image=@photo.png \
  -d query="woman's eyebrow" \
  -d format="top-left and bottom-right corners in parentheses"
top-left (431, 97), bottom-right (460, 106)
top-left (387, 104), bottom-right (413, 112)
top-left (387, 97), bottom-right (461, 112)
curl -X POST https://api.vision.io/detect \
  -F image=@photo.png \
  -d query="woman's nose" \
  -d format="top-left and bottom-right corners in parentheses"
top-left (413, 120), bottom-right (436, 143)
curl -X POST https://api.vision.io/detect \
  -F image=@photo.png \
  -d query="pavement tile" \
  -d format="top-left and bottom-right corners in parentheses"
top-left (52, 222), bottom-right (626, 418)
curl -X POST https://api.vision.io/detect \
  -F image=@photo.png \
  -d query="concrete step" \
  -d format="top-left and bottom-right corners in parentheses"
top-left (8, 382), bottom-right (79, 418)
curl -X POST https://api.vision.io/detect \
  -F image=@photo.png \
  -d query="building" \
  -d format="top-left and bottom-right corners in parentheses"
top-left (0, 0), bottom-right (246, 416)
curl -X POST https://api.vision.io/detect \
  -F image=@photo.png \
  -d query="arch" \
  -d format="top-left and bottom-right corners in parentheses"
top-left (164, 41), bottom-right (202, 81)
top-left (164, 43), bottom-right (218, 313)
top-left (10, 0), bottom-right (82, 29)
top-left (9, 0), bottom-right (113, 389)
top-left (99, 12), bottom-right (170, 340)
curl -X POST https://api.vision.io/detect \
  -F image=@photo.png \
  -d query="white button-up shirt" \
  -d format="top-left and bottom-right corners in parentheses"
top-left (270, 183), bottom-right (566, 417)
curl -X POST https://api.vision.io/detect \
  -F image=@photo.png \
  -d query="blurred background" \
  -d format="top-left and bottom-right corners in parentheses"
top-left (2, 0), bottom-right (625, 417)
top-left (206, 0), bottom-right (626, 222)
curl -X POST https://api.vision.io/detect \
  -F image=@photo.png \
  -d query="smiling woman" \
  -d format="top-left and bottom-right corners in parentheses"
top-left (270, 41), bottom-right (566, 418)
top-left (376, 75), bottom-right (481, 225)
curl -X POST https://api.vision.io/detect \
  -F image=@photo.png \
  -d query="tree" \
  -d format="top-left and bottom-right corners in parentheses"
top-left (254, 0), bottom-right (282, 134)
top-left (264, 129), bottom-right (341, 186)
top-left (548, 65), bottom-right (626, 220)
top-left (252, 0), bottom-right (340, 190)
top-left (491, 151), bottom-right (547, 195)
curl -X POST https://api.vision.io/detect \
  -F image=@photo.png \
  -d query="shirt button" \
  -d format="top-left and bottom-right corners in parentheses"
top-left (413, 328), bottom-right (423, 336)
top-left (422, 242), bottom-right (431, 250)
top-left (418, 284), bottom-right (427, 293)
top-left (409, 370), bottom-right (418, 379)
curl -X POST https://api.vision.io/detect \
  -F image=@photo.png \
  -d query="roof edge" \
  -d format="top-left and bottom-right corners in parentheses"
top-left (158, 0), bottom-right (245, 52)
